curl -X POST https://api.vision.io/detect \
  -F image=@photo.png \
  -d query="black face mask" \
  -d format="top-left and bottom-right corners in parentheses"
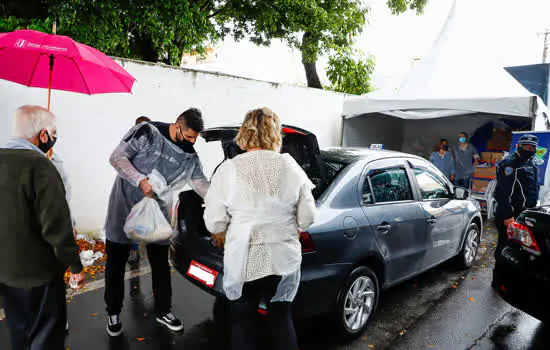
top-left (518, 147), bottom-right (535, 160)
top-left (441, 144), bottom-right (449, 151)
top-left (38, 131), bottom-right (57, 154)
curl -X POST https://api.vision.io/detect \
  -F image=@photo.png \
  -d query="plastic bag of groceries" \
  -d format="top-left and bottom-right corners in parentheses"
top-left (123, 197), bottom-right (174, 244)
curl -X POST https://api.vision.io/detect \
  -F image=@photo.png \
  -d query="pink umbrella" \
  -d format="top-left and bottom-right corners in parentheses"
top-left (0, 29), bottom-right (136, 109)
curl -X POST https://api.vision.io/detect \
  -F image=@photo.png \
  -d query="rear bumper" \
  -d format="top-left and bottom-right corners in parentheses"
top-left (170, 239), bottom-right (349, 320)
top-left (493, 245), bottom-right (550, 322)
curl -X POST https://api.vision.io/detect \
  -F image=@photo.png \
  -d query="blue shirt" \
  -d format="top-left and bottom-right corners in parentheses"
top-left (429, 151), bottom-right (455, 179)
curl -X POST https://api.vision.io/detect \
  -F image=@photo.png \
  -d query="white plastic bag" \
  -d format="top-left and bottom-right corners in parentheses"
top-left (124, 197), bottom-right (174, 244)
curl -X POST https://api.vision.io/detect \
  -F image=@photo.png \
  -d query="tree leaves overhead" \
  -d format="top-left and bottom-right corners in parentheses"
top-left (1, 0), bottom-right (428, 89)
top-left (326, 48), bottom-right (375, 95)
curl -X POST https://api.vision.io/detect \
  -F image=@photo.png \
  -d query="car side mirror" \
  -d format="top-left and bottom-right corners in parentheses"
top-left (454, 187), bottom-right (469, 200)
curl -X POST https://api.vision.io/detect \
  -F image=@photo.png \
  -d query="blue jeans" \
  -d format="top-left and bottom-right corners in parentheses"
top-left (0, 275), bottom-right (66, 350)
top-left (455, 176), bottom-right (472, 189)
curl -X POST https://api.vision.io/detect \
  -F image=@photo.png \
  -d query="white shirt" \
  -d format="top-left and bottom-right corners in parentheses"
top-left (204, 150), bottom-right (316, 301)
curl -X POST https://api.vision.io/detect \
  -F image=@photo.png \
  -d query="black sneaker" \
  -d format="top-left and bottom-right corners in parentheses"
top-left (107, 314), bottom-right (123, 337)
top-left (156, 312), bottom-right (184, 332)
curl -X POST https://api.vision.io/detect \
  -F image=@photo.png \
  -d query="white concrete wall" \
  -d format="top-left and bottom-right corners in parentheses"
top-left (0, 59), bottom-right (345, 233)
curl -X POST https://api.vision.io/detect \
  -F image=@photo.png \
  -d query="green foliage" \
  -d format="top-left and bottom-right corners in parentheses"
top-left (0, 0), bottom-right (428, 88)
top-left (1, 0), bottom-right (220, 65)
top-left (222, 0), bottom-right (369, 65)
top-left (386, 0), bottom-right (428, 15)
top-left (326, 48), bottom-right (375, 95)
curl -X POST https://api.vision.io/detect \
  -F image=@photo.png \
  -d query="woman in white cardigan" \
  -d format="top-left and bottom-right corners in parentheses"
top-left (204, 107), bottom-right (316, 350)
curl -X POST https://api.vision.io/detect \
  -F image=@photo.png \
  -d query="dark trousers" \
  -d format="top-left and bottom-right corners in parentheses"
top-left (0, 275), bottom-right (66, 350)
top-left (104, 240), bottom-right (171, 316)
top-left (495, 218), bottom-right (508, 259)
top-left (455, 176), bottom-right (472, 189)
top-left (229, 275), bottom-right (298, 350)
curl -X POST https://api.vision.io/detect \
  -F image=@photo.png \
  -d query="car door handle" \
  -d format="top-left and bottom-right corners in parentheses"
top-left (376, 224), bottom-right (391, 234)
top-left (427, 218), bottom-right (437, 225)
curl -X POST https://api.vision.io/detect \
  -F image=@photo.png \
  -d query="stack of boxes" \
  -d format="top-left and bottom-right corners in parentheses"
top-left (471, 127), bottom-right (511, 213)
top-left (472, 152), bottom-right (504, 213)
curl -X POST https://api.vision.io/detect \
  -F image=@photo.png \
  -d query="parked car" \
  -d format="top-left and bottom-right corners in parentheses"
top-left (170, 125), bottom-right (483, 339)
top-left (493, 207), bottom-right (550, 323)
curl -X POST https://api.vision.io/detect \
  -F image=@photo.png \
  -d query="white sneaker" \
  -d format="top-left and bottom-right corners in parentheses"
top-left (156, 312), bottom-right (184, 332)
top-left (107, 314), bottom-right (123, 337)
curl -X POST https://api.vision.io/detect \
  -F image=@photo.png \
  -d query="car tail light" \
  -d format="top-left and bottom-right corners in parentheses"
top-left (299, 231), bottom-right (315, 253)
top-left (282, 127), bottom-right (306, 135)
top-left (507, 222), bottom-right (541, 253)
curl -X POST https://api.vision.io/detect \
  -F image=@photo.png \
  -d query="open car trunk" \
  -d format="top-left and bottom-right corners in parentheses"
top-left (171, 125), bottom-right (324, 295)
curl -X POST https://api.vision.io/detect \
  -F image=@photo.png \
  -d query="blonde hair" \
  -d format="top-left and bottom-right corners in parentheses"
top-left (12, 105), bottom-right (56, 139)
top-left (235, 107), bottom-right (282, 151)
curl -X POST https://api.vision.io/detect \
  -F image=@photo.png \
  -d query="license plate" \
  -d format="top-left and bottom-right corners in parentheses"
top-left (186, 260), bottom-right (219, 288)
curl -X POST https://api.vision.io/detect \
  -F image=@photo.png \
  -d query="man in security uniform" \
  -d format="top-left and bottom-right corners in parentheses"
top-left (494, 134), bottom-right (539, 258)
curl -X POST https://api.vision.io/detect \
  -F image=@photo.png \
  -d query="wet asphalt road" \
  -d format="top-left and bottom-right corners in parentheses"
top-left (1, 220), bottom-right (549, 349)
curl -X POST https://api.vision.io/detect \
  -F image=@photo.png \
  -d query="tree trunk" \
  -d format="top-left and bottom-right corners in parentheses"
top-left (301, 32), bottom-right (323, 89)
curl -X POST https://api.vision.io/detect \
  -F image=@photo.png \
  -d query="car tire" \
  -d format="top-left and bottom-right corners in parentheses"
top-left (456, 223), bottom-right (481, 269)
top-left (334, 266), bottom-right (379, 340)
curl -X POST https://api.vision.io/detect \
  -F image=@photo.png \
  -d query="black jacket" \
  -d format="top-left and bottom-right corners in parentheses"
top-left (494, 152), bottom-right (539, 219)
top-left (0, 149), bottom-right (82, 288)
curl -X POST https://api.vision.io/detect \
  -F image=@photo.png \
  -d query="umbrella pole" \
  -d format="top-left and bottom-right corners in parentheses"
top-left (47, 55), bottom-right (55, 111)
top-left (47, 21), bottom-right (56, 110)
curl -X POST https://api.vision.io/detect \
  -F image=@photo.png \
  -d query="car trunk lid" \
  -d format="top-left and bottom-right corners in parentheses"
top-left (201, 125), bottom-right (326, 190)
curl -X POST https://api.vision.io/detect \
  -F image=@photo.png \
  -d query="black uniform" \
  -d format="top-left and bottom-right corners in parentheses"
top-left (494, 152), bottom-right (539, 257)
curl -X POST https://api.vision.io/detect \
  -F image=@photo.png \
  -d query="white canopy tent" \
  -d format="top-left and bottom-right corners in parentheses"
top-left (342, 0), bottom-right (549, 155)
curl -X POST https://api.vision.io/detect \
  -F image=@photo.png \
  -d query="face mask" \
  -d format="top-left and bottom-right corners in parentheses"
top-left (38, 131), bottom-right (57, 154)
top-left (441, 144), bottom-right (449, 151)
top-left (458, 137), bottom-right (467, 143)
top-left (518, 147), bottom-right (535, 160)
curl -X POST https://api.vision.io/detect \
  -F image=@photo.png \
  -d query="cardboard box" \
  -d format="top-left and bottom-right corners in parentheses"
top-left (480, 152), bottom-right (504, 164)
top-left (486, 138), bottom-right (511, 151)
top-left (472, 179), bottom-right (491, 194)
top-left (474, 166), bottom-right (497, 179)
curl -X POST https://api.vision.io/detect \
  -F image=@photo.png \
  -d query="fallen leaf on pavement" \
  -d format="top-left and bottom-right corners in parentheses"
top-left (452, 285), bottom-right (458, 289)
top-left (368, 345), bottom-right (374, 349)
top-left (399, 329), bottom-right (407, 336)
top-left (90, 313), bottom-right (98, 317)
top-left (137, 338), bottom-right (145, 342)
top-left (469, 297), bottom-right (475, 301)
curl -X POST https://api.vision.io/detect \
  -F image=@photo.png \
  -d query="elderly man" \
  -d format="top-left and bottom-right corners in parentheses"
top-left (1, 105), bottom-right (85, 350)
top-left (104, 108), bottom-right (210, 336)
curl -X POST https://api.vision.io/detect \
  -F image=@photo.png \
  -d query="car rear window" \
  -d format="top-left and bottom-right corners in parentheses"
top-left (311, 159), bottom-right (348, 199)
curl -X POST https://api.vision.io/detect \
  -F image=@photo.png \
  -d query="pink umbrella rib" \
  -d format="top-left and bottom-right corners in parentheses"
top-left (78, 44), bottom-right (135, 92)
top-left (70, 57), bottom-right (92, 95)
top-left (26, 52), bottom-right (46, 87)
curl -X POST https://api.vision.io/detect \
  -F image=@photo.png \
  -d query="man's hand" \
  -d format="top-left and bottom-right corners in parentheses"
top-left (504, 218), bottom-right (515, 226)
top-left (450, 174), bottom-right (455, 182)
top-left (69, 271), bottom-right (86, 290)
top-left (139, 178), bottom-right (154, 198)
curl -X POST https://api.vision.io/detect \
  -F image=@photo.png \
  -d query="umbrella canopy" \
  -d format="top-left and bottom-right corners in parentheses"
top-left (0, 30), bottom-right (135, 99)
